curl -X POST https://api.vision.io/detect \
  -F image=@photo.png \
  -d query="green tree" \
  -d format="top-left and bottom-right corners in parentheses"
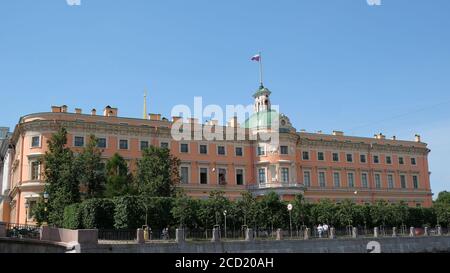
top-left (75, 135), bottom-right (106, 199)
top-left (292, 194), bottom-right (311, 228)
top-left (337, 199), bottom-right (357, 228)
top-left (104, 153), bottom-right (135, 198)
top-left (435, 191), bottom-right (450, 205)
top-left (136, 146), bottom-right (180, 197)
top-left (370, 200), bottom-right (392, 227)
top-left (311, 199), bottom-right (338, 226)
top-left (258, 192), bottom-right (286, 231)
top-left (171, 192), bottom-right (199, 228)
top-left (391, 201), bottom-right (409, 227)
top-left (35, 127), bottom-right (80, 227)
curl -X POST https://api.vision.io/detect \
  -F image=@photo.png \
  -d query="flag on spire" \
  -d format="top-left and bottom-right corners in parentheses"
top-left (251, 54), bottom-right (261, 62)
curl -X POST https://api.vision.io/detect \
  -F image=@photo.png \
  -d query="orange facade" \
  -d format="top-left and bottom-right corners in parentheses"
top-left (0, 94), bottom-right (433, 225)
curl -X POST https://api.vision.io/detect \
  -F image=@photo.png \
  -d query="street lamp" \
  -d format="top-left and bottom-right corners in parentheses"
top-left (25, 200), bottom-right (30, 225)
top-left (223, 210), bottom-right (227, 239)
top-left (287, 203), bottom-right (293, 238)
top-left (43, 192), bottom-right (49, 226)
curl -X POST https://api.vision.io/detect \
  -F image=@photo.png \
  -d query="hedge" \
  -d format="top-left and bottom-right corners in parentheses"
top-left (113, 195), bottom-right (146, 229)
top-left (81, 198), bottom-right (115, 229)
top-left (63, 203), bottom-right (83, 229)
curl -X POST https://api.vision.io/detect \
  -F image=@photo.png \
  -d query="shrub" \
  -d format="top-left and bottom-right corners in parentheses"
top-left (63, 203), bottom-right (83, 229)
top-left (81, 198), bottom-right (115, 229)
top-left (113, 195), bottom-right (145, 229)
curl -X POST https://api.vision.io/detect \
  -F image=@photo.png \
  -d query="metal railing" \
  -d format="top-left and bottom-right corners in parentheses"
top-left (98, 229), bottom-right (136, 242)
top-left (6, 223), bottom-right (40, 240)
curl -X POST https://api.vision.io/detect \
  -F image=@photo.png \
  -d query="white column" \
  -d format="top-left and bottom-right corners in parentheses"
top-left (1, 149), bottom-right (11, 195)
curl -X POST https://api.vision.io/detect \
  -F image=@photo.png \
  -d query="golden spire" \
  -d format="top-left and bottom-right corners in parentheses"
top-left (143, 88), bottom-right (148, 119)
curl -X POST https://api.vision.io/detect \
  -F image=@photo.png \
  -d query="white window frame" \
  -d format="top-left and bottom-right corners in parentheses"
top-left (303, 170), bottom-right (311, 187)
top-left (139, 139), bottom-right (150, 151)
top-left (257, 144), bottom-right (266, 156)
top-left (217, 144), bottom-right (227, 156)
top-left (360, 154), bottom-right (367, 163)
top-left (374, 173), bottom-right (382, 189)
top-left (29, 160), bottom-right (41, 181)
top-left (73, 135), bottom-right (85, 148)
top-left (385, 155), bottom-right (393, 165)
top-left (280, 167), bottom-right (290, 183)
top-left (258, 167), bottom-right (267, 184)
top-left (373, 154), bottom-right (380, 164)
top-left (332, 152), bottom-right (339, 162)
top-left (118, 138), bottom-right (130, 150)
top-left (198, 143), bottom-right (209, 155)
top-left (179, 142), bottom-right (190, 153)
top-left (199, 166), bottom-right (209, 185)
top-left (400, 174), bottom-right (407, 189)
top-left (235, 168), bottom-right (245, 186)
top-left (388, 174), bottom-right (395, 189)
top-left (347, 172), bottom-right (355, 188)
top-left (160, 140), bottom-right (171, 149)
top-left (361, 173), bottom-right (369, 188)
top-left (318, 171), bottom-right (326, 188)
top-left (411, 157), bottom-right (417, 166)
top-left (180, 165), bottom-right (190, 184)
top-left (96, 136), bottom-right (108, 149)
top-left (317, 151), bottom-right (325, 161)
top-left (346, 153), bottom-right (353, 163)
top-left (235, 146), bottom-right (244, 157)
top-left (218, 167), bottom-right (228, 185)
top-left (333, 172), bottom-right (341, 188)
top-left (280, 145), bottom-right (289, 155)
top-left (412, 175), bottom-right (419, 189)
top-left (302, 151), bottom-right (310, 161)
top-left (30, 135), bottom-right (42, 148)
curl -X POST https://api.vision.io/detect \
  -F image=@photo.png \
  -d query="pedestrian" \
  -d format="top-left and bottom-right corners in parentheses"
top-left (323, 223), bottom-right (329, 237)
top-left (317, 224), bottom-right (324, 238)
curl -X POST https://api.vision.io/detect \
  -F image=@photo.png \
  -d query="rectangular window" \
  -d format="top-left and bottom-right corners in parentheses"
top-left (385, 174), bottom-right (393, 189)
top-left (119, 139), bottom-right (128, 150)
top-left (399, 157), bottom-right (404, 165)
top-left (332, 153), bottom-right (339, 162)
top-left (258, 168), bottom-right (266, 184)
top-left (280, 146), bottom-right (289, 155)
top-left (361, 173), bottom-right (368, 188)
top-left (161, 142), bottom-right (169, 149)
top-left (235, 147), bottom-right (243, 156)
top-left (257, 146), bottom-right (266, 156)
top-left (347, 173), bottom-right (354, 188)
top-left (281, 168), bottom-right (289, 183)
top-left (360, 154), bottom-right (367, 163)
top-left (31, 161), bottom-right (40, 180)
top-left (180, 143), bottom-right (189, 153)
top-left (375, 174), bottom-right (381, 189)
top-left (373, 155), bottom-right (379, 164)
top-left (302, 151), bottom-right (309, 160)
top-left (200, 168), bottom-right (208, 185)
top-left (217, 145), bottom-right (226, 155)
top-left (74, 136), bottom-right (84, 147)
top-left (333, 172), bottom-right (341, 188)
top-left (303, 171), bottom-right (311, 187)
top-left (97, 138), bottom-right (107, 148)
top-left (236, 169), bottom-right (244, 185)
top-left (140, 141), bottom-right (149, 151)
top-left (400, 175), bottom-right (407, 189)
top-left (199, 144), bottom-right (208, 154)
top-left (319, 172), bottom-right (326, 188)
top-left (31, 136), bottom-right (40, 148)
top-left (218, 168), bottom-right (227, 185)
top-left (413, 175), bottom-right (419, 189)
top-left (346, 154), bottom-right (353, 163)
top-left (318, 152), bottom-right (324, 161)
top-left (386, 156), bottom-right (392, 164)
top-left (27, 200), bottom-right (37, 220)
top-left (180, 167), bottom-right (189, 184)
top-left (411, 158), bottom-right (417, 165)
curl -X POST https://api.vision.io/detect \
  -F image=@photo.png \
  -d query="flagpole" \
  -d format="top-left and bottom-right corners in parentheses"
top-left (259, 51), bottom-right (263, 88)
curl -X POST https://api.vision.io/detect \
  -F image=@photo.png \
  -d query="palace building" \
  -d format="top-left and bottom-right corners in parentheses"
top-left (0, 85), bottom-right (433, 224)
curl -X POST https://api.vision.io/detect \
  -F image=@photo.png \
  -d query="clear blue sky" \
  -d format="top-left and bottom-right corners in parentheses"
top-left (1, 0), bottom-right (449, 197)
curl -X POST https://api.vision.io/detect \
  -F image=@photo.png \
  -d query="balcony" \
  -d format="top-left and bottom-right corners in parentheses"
top-left (247, 182), bottom-right (305, 196)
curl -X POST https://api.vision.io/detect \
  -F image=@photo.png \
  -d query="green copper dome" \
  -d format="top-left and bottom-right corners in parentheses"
top-left (243, 109), bottom-right (279, 129)
top-left (253, 85), bottom-right (272, 98)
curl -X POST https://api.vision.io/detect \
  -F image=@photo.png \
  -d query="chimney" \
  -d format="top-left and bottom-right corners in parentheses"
top-left (51, 106), bottom-right (62, 113)
top-left (227, 116), bottom-right (239, 128)
top-left (103, 106), bottom-right (118, 117)
top-left (172, 116), bottom-right (182, 123)
top-left (149, 113), bottom-right (161, 121)
top-left (415, 134), bottom-right (421, 143)
top-left (375, 133), bottom-right (385, 140)
top-left (75, 108), bottom-right (82, 114)
top-left (332, 131), bottom-right (344, 136)
top-left (61, 105), bottom-right (68, 113)
top-left (91, 109), bottom-right (97, 115)
top-left (188, 118), bottom-right (199, 124)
